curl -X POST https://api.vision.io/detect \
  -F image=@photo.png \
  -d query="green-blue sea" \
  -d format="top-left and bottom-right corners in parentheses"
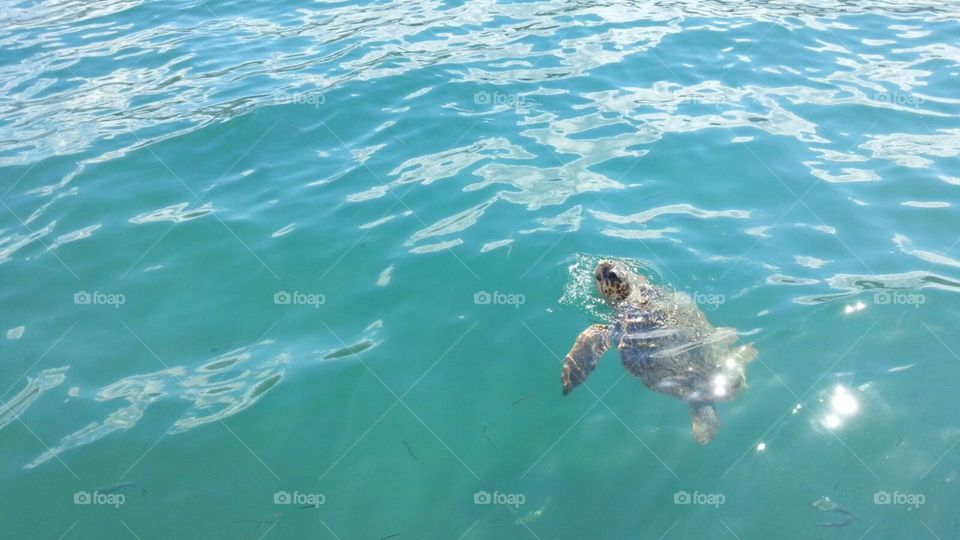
top-left (2, 1), bottom-right (959, 538)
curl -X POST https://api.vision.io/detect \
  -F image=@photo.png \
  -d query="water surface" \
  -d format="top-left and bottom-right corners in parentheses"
top-left (1, 0), bottom-right (959, 538)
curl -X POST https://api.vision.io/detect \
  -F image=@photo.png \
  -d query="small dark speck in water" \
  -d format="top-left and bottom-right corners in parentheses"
top-left (481, 423), bottom-right (496, 448)
top-left (896, 436), bottom-right (905, 447)
top-left (512, 394), bottom-right (535, 406)
top-left (402, 440), bottom-right (419, 463)
top-left (381, 534), bottom-right (401, 540)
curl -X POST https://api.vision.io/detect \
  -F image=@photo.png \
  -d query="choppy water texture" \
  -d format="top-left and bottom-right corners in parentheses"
top-left (1, 0), bottom-right (959, 538)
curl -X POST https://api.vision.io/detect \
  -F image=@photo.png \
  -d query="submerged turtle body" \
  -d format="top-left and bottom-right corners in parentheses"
top-left (561, 260), bottom-right (756, 444)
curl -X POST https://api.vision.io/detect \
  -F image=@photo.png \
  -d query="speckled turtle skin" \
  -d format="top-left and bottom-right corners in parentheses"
top-left (561, 260), bottom-right (755, 444)
top-left (615, 273), bottom-right (745, 402)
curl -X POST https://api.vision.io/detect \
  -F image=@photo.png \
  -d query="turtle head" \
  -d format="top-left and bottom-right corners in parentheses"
top-left (594, 260), bottom-right (640, 304)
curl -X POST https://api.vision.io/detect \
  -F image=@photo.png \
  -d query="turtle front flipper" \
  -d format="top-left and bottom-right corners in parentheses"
top-left (689, 401), bottom-right (720, 444)
top-left (561, 324), bottom-right (612, 395)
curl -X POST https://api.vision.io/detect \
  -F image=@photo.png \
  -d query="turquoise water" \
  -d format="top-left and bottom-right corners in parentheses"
top-left (2, 0), bottom-right (960, 538)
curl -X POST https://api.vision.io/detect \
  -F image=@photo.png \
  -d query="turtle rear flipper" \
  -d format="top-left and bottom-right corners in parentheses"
top-left (561, 324), bottom-right (612, 395)
top-left (690, 401), bottom-right (720, 444)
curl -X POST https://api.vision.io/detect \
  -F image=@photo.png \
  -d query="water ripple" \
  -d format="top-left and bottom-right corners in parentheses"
top-left (24, 339), bottom-right (287, 468)
top-left (1, 0), bottom-right (959, 468)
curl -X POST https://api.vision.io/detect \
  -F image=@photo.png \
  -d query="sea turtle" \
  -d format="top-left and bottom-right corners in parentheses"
top-left (561, 260), bottom-right (757, 444)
